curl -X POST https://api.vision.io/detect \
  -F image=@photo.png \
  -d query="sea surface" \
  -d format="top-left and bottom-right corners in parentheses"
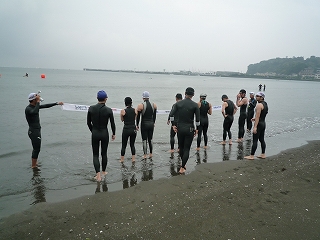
top-left (1, 67), bottom-right (320, 219)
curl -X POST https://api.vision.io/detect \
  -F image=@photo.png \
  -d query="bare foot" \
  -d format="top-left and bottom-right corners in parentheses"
top-left (132, 155), bottom-right (136, 162)
top-left (244, 155), bottom-right (254, 160)
top-left (179, 167), bottom-right (186, 174)
top-left (204, 146), bottom-right (208, 149)
top-left (236, 138), bottom-right (243, 143)
top-left (196, 147), bottom-right (200, 151)
top-left (169, 149), bottom-right (174, 153)
top-left (229, 140), bottom-right (233, 145)
top-left (257, 154), bottom-right (266, 159)
top-left (220, 141), bottom-right (226, 145)
top-left (148, 154), bottom-right (153, 159)
top-left (94, 173), bottom-right (102, 182)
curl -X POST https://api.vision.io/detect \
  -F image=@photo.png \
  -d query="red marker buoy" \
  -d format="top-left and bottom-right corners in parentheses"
top-left (40, 74), bottom-right (46, 79)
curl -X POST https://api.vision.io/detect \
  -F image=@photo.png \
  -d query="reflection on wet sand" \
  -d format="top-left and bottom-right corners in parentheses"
top-left (95, 180), bottom-right (108, 193)
top-left (31, 168), bottom-right (46, 205)
top-left (196, 149), bottom-right (208, 165)
top-left (222, 144), bottom-right (232, 161)
top-left (169, 152), bottom-right (181, 176)
top-left (121, 162), bottom-right (137, 189)
top-left (141, 159), bottom-right (153, 181)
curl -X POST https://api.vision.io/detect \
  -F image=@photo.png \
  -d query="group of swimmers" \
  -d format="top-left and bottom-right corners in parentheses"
top-left (25, 87), bottom-right (268, 181)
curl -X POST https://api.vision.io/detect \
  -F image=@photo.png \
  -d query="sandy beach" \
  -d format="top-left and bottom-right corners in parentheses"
top-left (1, 140), bottom-right (320, 240)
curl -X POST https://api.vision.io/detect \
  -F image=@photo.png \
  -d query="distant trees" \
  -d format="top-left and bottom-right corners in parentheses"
top-left (246, 56), bottom-right (320, 75)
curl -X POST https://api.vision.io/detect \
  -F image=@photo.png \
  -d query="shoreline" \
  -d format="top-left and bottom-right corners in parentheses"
top-left (1, 140), bottom-right (320, 239)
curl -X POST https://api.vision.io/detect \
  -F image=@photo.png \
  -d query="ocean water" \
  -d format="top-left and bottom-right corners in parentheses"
top-left (1, 67), bottom-right (320, 219)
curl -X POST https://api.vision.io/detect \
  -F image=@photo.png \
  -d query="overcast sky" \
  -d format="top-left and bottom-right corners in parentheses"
top-left (1, 0), bottom-right (320, 72)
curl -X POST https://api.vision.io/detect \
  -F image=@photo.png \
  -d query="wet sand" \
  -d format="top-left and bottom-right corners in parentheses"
top-left (1, 140), bottom-right (320, 239)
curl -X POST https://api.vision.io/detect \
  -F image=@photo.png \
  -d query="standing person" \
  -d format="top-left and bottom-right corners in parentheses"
top-left (25, 93), bottom-right (63, 168)
top-left (244, 92), bottom-right (268, 160)
top-left (258, 84), bottom-right (262, 91)
top-left (246, 92), bottom-right (257, 133)
top-left (263, 84), bottom-right (266, 91)
top-left (221, 95), bottom-right (237, 145)
top-left (87, 90), bottom-right (116, 182)
top-left (236, 89), bottom-right (248, 142)
top-left (169, 87), bottom-right (200, 174)
top-left (120, 97), bottom-right (137, 163)
top-left (167, 93), bottom-right (183, 153)
top-left (196, 93), bottom-right (212, 150)
top-left (136, 91), bottom-right (157, 159)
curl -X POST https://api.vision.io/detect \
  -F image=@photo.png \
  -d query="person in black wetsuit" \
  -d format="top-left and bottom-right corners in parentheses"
top-left (244, 92), bottom-right (268, 160)
top-left (169, 87), bottom-right (200, 174)
top-left (221, 94), bottom-right (237, 145)
top-left (246, 92), bottom-right (257, 133)
top-left (120, 97), bottom-right (137, 163)
top-left (25, 93), bottom-right (63, 168)
top-left (167, 93), bottom-right (182, 153)
top-left (236, 89), bottom-right (248, 142)
top-left (196, 93), bottom-right (212, 150)
top-left (136, 91), bottom-right (157, 159)
top-left (87, 90), bottom-right (116, 182)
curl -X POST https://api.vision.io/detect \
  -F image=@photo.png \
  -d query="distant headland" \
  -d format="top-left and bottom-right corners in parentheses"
top-left (84, 56), bottom-right (320, 81)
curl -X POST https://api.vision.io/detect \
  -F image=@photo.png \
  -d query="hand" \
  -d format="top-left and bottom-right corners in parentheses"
top-left (167, 120), bottom-right (170, 125)
top-left (172, 126), bottom-right (178, 133)
top-left (194, 129), bottom-right (198, 137)
top-left (111, 135), bottom-right (116, 141)
top-left (237, 93), bottom-right (241, 99)
top-left (253, 127), bottom-right (257, 134)
top-left (57, 102), bottom-right (64, 105)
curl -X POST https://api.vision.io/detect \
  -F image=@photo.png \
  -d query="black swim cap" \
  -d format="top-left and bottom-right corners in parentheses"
top-left (185, 87), bottom-right (195, 96)
top-left (175, 93), bottom-right (182, 99)
top-left (124, 96), bottom-right (132, 105)
top-left (239, 89), bottom-right (246, 94)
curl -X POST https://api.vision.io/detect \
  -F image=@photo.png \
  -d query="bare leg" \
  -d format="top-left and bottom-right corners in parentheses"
top-left (132, 155), bottom-right (136, 162)
top-left (120, 156), bottom-right (124, 163)
top-left (229, 139), bottom-right (233, 145)
top-left (31, 158), bottom-right (38, 168)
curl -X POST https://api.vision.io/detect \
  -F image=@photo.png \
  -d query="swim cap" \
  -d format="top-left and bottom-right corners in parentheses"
top-left (256, 92), bottom-right (265, 98)
top-left (185, 87), bottom-right (195, 96)
top-left (175, 93), bottom-right (182, 99)
top-left (249, 92), bottom-right (254, 95)
top-left (221, 94), bottom-right (228, 100)
top-left (28, 93), bottom-right (37, 101)
top-left (97, 90), bottom-right (107, 100)
top-left (142, 91), bottom-right (150, 98)
top-left (124, 96), bottom-right (132, 105)
top-left (200, 93), bottom-right (207, 98)
top-left (239, 89), bottom-right (246, 94)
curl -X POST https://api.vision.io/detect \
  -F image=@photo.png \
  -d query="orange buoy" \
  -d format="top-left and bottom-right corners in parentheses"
top-left (40, 74), bottom-right (46, 79)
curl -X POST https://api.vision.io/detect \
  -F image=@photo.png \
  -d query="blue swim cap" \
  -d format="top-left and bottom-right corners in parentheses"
top-left (97, 90), bottom-right (107, 100)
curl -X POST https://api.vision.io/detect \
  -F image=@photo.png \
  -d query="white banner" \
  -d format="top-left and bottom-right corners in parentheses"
top-left (61, 103), bottom-right (222, 114)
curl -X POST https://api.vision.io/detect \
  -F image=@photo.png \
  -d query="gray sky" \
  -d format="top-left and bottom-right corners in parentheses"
top-left (1, 0), bottom-right (320, 72)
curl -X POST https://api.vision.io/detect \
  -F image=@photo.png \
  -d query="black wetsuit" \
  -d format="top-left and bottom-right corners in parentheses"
top-left (169, 98), bottom-right (200, 169)
top-left (223, 100), bottom-right (235, 141)
top-left (197, 100), bottom-right (210, 148)
top-left (121, 107), bottom-right (137, 157)
top-left (87, 103), bottom-right (116, 173)
top-left (251, 101), bottom-right (268, 155)
top-left (168, 102), bottom-right (178, 150)
top-left (246, 97), bottom-right (257, 131)
top-left (238, 99), bottom-right (247, 139)
top-left (25, 102), bottom-right (58, 159)
top-left (136, 100), bottom-right (156, 156)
